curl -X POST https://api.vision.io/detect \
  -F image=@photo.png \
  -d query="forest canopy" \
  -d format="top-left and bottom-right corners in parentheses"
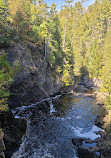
top-left (0, 0), bottom-right (111, 110)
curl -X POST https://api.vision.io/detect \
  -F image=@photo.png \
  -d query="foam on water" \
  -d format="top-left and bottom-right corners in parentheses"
top-left (49, 100), bottom-right (56, 115)
top-left (12, 94), bottom-right (61, 119)
top-left (11, 93), bottom-right (104, 158)
top-left (73, 125), bottom-right (104, 140)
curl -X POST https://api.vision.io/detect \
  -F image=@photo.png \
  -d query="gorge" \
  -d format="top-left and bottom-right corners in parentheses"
top-left (0, 0), bottom-right (111, 157)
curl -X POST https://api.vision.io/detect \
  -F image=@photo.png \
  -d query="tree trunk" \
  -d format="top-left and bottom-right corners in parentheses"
top-left (63, 15), bottom-right (68, 51)
top-left (44, 35), bottom-right (47, 60)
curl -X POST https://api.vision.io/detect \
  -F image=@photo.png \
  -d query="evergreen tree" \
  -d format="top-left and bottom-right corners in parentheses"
top-left (0, 51), bottom-right (16, 111)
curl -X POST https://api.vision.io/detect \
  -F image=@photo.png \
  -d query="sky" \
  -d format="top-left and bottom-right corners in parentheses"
top-left (44, 0), bottom-right (95, 10)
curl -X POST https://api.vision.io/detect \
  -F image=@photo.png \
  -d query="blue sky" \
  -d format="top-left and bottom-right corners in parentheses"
top-left (44, 0), bottom-right (95, 10)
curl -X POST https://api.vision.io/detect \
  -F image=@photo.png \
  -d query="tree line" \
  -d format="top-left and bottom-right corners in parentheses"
top-left (0, 0), bottom-right (111, 110)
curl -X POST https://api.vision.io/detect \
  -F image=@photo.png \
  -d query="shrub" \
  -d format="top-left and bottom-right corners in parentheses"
top-left (0, 50), bottom-right (17, 111)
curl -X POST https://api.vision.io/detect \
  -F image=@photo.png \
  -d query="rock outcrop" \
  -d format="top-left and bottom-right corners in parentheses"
top-left (72, 138), bottom-right (100, 158)
top-left (0, 42), bottom-right (67, 158)
top-left (0, 128), bottom-right (5, 158)
top-left (2, 42), bottom-right (63, 108)
top-left (0, 111), bottom-right (27, 158)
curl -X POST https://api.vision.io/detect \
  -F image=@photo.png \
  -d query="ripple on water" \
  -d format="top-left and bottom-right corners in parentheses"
top-left (11, 94), bottom-right (103, 158)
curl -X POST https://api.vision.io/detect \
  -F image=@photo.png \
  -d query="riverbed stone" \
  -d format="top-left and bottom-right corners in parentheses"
top-left (72, 137), bottom-right (101, 158)
top-left (78, 146), bottom-right (95, 158)
top-left (72, 138), bottom-right (84, 146)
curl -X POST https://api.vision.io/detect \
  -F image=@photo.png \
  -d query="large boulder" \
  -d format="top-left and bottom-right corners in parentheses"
top-left (78, 146), bottom-right (96, 158)
top-left (72, 138), bottom-right (100, 158)
top-left (83, 76), bottom-right (94, 88)
top-left (72, 138), bottom-right (84, 146)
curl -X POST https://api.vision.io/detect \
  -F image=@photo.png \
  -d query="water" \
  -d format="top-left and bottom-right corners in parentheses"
top-left (11, 93), bottom-right (103, 158)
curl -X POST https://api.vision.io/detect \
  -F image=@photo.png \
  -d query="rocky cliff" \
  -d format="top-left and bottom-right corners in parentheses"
top-left (0, 42), bottom-right (65, 158)
top-left (1, 42), bottom-right (108, 158)
top-left (3, 42), bottom-right (63, 108)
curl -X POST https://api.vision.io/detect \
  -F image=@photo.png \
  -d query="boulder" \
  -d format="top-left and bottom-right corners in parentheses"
top-left (83, 76), bottom-right (94, 88)
top-left (72, 138), bottom-right (100, 158)
top-left (78, 146), bottom-right (97, 158)
top-left (72, 138), bottom-right (84, 146)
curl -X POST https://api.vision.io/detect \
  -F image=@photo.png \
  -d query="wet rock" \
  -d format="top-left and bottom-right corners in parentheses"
top-left (85, 139), bottom-right (95, 144)
top-left (101, 146), bottom-right (111, 158)
top-left (0, 111), bottom-right (27, 158)
top-left (95, 131), bottom-right (105, 137)
top-left (72, 137), bottom-right (100, 158)
top-left (94, 105), bottom-right (111, 158)
top-left (78, 146), bottom-right (97, 158)
top-left (98, 143), bottom-right (111, 158)
top-left (78, 146), bottom-right (101, 158)
top-left (95, 116), bottom-right (104, 128)
top-left (96, 134), bottom-right (111, 158)
top-left (72, 138), bottom-right (84, 146)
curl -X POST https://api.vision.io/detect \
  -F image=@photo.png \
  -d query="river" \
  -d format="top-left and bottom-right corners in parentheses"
top-left (11, 92), bottom-right (103, 158)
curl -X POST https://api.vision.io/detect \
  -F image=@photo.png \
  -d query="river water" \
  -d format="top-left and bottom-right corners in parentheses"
top-left (11, 93), bottom-right (103, 158)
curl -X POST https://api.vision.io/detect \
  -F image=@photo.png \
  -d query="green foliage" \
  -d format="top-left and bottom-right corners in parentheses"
top-left (106, 96), bottom-right (111, 111)
top-left (62, 69), bottom-right (72, 86)
top-left (59, 0), bottom-right (111, 96)
top-left (0, 0), bottom-right (8, 24)
top-left (0, 26), bottom-right (16, 47)
top-left (0, 0), bottom-right (111, 111)
top-left (101, 30), bottom-right (111, 94)
top-left (86, 41), bottom-right (102, 77)
top-left (0, 50), bottom-right (17, 111)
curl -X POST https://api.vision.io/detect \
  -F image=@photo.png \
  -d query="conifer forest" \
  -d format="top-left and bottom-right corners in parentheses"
top-left (0, 0), bottom-right (111, 157)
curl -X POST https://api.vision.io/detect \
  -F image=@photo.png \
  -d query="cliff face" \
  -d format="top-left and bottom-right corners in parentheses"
top-left (0, 42), bottom-right (64, 157)
top-left (3, 42), bottom-right (63, 108)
